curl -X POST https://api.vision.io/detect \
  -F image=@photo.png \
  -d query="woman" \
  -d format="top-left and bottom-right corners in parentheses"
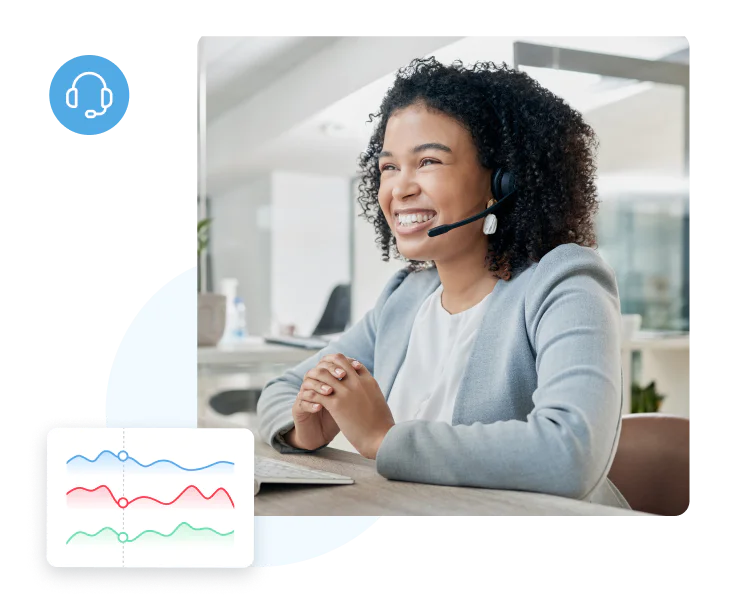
top-left (257, 57), bottom-right (629, 508)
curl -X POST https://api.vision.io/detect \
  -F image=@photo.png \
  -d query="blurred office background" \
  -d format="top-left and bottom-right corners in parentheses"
top-left (197, 37), bottom-right (690, 447)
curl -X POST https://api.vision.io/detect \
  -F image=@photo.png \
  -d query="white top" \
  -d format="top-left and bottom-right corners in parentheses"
top-left (387, 284), bottom-right (493, 424)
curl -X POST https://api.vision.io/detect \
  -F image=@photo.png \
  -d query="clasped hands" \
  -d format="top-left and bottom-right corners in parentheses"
top-left (285, 353), bottom-right (395, 459)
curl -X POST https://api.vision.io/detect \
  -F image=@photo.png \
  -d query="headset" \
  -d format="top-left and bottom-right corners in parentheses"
top-left (427, 99), bottom-right (519, 237)
top-left (427, 166), bottom-right (517, 237)
top-left (66, 72), bottom-right (113, 119)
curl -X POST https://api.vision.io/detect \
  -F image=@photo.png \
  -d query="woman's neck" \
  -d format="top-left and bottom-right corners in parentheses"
top-left (434, 244), bottom-right (499, 314)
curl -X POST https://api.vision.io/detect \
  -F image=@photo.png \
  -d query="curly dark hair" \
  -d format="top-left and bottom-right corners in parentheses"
top-left (356, 57), bottom-right (600, 279)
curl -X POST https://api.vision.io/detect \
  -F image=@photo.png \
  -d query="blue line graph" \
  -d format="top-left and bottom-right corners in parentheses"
top-left (66, 450), bottom-right (234, 471)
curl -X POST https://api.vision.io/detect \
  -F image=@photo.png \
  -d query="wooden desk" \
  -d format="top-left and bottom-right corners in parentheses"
top-left (255, 443), bottom-right (648, 516)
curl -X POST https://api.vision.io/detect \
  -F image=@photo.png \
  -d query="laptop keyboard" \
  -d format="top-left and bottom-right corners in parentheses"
top-left (255, 456), bottom-right (352, 481)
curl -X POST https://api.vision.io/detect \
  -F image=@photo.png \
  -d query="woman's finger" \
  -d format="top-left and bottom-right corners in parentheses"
top-left (302, 376), bottom-right (334, 396)
top-left (296, 391), bottom-right (323, 412)
top-left (302, 399), bottom-right (323, 412)
top-left (316, 356), bottom-right (363, 378)
top-left (347, 357), bottom-right (364, 371)
top-left (299, 388), bottom-right (326, 404)
top-left (315, 359), bottom-right (347, 380)
top-left (307, 364), bottom-right (344, 385)
top-left (325, 353), bottom-right (358, 380)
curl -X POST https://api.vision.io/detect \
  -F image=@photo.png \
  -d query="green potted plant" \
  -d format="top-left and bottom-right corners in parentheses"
top-left (197, 218), bottom-right (226, 346)
top-left (631, 381), bottom-right (666, 413)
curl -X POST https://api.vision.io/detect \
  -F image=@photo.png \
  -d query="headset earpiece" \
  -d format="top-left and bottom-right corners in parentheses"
top-left (492, 168), bottom-right (516, 200)
top-left (66, 87), bottom-right (78, 108)
top-left (101, 87), bottom-right (113, 108)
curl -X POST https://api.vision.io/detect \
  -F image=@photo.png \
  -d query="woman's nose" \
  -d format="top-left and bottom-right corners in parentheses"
top-left (391, 171), bottom-right (420, 201)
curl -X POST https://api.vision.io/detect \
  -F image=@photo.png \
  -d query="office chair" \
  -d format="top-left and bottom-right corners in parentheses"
top-left (209, 389), bottom-right (261, 415)
top-left (607, 414), bottom-right (689, 516)
top-left (312, 284), bottom-right (351, 336)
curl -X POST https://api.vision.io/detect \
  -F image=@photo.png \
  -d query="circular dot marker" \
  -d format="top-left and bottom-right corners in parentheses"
top-left (117, 450), bottom-right (128, 461)
top-left (118, 497), bottom-right (129, 508)
top-left (118, 532), bottom-right (128, 543)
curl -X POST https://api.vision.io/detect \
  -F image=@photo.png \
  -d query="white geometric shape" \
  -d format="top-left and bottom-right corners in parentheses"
top-left (251, 516), bottom-right (383, 569)
top-left (105, 265), bottom-right (197, 428)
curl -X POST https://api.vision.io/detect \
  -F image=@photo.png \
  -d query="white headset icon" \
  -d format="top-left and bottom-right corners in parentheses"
top-left (66, 72), bottom-right (113, 119)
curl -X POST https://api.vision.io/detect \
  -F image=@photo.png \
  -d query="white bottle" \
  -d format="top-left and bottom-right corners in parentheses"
top-left (234, 296), bottom-right (248, 339)
top-left (220, 278), bottom-right (240, 344)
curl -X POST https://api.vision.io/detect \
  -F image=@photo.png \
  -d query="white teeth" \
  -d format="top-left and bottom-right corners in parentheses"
top-left (397, 213), bottom-right (434, 226)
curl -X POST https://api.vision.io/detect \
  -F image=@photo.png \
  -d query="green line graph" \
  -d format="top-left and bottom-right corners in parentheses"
top-left (66, 522), bottom-right (234, 544)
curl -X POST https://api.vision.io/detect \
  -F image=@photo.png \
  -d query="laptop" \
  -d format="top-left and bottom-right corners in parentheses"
top-left (263, 335), bottom-right (329, 350)
top-left (254, 456), bottom-right (354, 495)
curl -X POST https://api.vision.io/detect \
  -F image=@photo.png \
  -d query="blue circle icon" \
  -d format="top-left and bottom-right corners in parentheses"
top-left (49, 55), bottom-right (129, 135)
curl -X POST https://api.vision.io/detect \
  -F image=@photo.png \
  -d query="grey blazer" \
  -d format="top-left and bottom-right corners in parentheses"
top-left (257, 243), bottom-right (631, 509)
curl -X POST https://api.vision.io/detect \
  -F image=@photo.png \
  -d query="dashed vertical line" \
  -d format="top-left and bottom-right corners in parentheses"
top-left (122, 428), bottom-right (125, 568)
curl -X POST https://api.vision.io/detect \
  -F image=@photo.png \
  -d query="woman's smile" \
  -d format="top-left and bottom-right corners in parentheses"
top-left (393, 209), bottom-right (438, 235)
top-left (375, 104), bottom-right (494, 263)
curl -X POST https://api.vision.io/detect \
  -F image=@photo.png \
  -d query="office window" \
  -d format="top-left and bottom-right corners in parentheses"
top-left (587, 80), bottom-right (688, 332)
top-left (513, 42), bottom-right (689, 332)
top-left (689, 214), bottom-right (695, 335)
top-left (596, 194), bottom-right (689, 331)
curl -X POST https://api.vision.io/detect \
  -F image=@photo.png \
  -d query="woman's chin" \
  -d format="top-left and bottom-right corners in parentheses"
top-left (396, 242), bottom-right (432, 263)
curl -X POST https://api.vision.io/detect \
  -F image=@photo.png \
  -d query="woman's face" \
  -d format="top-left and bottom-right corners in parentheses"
top-left (378, 103), bottom-right (492, 263)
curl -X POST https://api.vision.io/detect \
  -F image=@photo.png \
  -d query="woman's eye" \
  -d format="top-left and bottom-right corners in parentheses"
top-left (380, 158), bottom-right (437, 172)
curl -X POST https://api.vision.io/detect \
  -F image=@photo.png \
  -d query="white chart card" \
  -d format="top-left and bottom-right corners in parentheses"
top-left (47, 428), bottom-right (253, 568)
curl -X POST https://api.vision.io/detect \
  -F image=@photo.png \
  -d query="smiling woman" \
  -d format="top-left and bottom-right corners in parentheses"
top-left (359, 57), bottom-right (598, 281)
top-left (257, 57), bottom-right (630, 512)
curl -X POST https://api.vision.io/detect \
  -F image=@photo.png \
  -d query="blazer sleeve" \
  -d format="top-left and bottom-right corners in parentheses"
top-left (375, 244), bottom-right (623, 500)
top-left (257, 267), bottom-right (411, 454)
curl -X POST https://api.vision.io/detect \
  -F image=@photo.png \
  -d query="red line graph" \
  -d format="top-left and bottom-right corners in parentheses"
top-left (66, 484), bottom-right (235, 508)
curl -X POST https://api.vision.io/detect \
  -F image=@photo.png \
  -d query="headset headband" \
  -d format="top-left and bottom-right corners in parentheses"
top-left (70, 71), bottom-right (108, 90)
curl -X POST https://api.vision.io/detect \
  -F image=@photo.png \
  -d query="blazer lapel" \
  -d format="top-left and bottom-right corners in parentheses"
top-left (451, 277), bottom-right (510, 422)
top-left (451, 263), bottom-right (536, 424)
top-left (376, 268), bottom-right (441, 399)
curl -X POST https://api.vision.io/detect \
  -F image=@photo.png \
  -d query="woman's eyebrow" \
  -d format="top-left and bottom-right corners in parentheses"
top-left (378, 142), bottom-right (453, 159)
